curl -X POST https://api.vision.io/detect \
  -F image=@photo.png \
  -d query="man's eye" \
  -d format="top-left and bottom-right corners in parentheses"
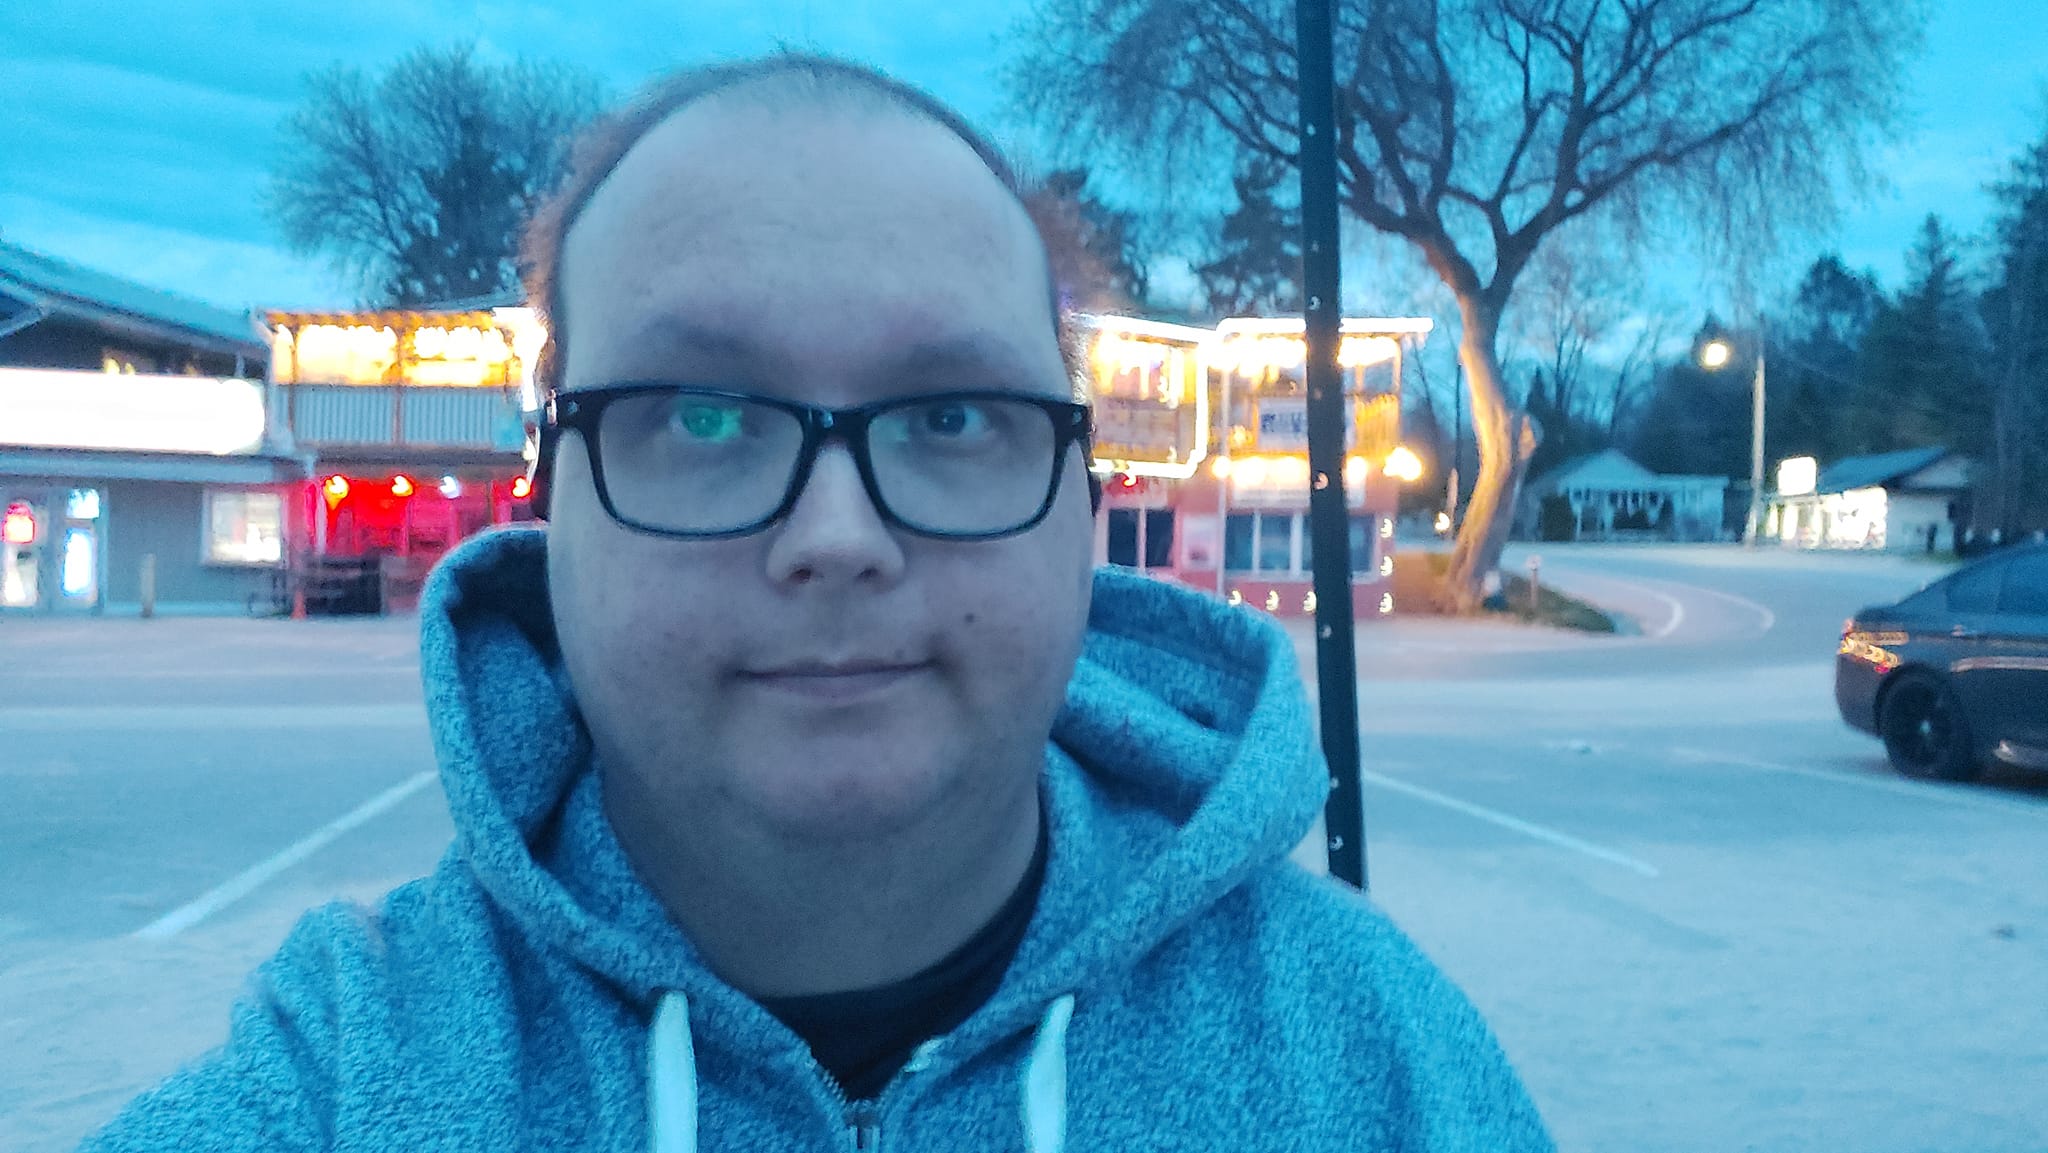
top-left (671, 402), bottom-right (744, 442)
top-left (917, 402), bottom-right (991, 437)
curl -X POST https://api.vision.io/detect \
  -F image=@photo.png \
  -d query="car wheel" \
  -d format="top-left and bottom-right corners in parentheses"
top-left (1879, 672), bottom-right (1981, 782)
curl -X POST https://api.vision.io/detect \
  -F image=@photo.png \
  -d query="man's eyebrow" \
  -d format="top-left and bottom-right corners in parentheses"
top-left (890, 335), bottom-right (1042, 381)
top-left (612, 321), bottom-right (1053, 388)
top-left (625, 317), bottom-right (760, 360)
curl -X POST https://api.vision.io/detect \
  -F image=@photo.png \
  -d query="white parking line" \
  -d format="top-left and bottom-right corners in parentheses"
top-left (132, 770), bottom-right (439, 941)
top-left (1664, 747), bottom-right (2047, 817)
top-left (1361, 769), bottom-right (1662, 877)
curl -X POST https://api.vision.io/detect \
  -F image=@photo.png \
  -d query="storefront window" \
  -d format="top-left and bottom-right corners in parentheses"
top-left (1224, 514), bottom-right (1256, 572)
top-left (205, 490), bottom-right (284, 566)
top-left (1257, 515), bottom-right (1293, 573)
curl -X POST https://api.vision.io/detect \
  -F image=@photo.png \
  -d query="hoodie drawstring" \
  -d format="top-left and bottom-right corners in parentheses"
top-left (647, 989), bottom-right (1076, 1153)
top-left (649, 992), bottom-right (698, 1153)
top-left (1021, 993), bottom-right (1076, 1153)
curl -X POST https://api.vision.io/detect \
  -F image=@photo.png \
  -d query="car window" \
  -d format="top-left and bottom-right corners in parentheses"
top-left (2001, 552), bottom-right (2048, 616)
top-left (1944, 560), bottom-right (2005, 614)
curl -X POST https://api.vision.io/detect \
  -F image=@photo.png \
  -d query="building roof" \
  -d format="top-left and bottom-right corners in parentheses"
top-left (0, 238), bottom-right (267, 357)
top-left (1816, 447), bottom-right (1953, 494)
top-left (1539, 449), bottom-right (1659, 490)
top-left (1530, 448), bottom-right (1727, 493)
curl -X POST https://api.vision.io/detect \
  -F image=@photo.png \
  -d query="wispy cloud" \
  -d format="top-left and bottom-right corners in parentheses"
top-left (0, 0), bottom-right (2043, 313)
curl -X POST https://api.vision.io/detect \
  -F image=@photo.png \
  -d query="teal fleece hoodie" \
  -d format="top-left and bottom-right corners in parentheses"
top-left (81, 527), bottom-right (1552, 1152)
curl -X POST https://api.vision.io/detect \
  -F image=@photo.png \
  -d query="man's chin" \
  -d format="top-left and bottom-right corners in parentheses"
top-left (734, 742), bottom-right (965, 844)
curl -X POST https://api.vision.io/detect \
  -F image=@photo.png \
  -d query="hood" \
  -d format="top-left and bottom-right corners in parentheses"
top-left (416, 527), bottom-right (1327, 1041)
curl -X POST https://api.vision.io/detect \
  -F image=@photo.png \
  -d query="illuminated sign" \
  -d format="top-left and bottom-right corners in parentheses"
top-left (1077, 315), bottom-right (1211, 479)
top-left (1778, 456), bottom-right (1818, 497)
top-left (1215, 453), bottom-right (1368, 508)
top-left (0, 369), bottom-right (268, 456)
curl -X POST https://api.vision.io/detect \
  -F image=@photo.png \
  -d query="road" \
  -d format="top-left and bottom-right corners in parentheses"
top-left (3, 544), bottom-right (2045, 1151)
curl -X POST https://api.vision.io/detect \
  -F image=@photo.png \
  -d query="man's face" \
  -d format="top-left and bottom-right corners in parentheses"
top-left (548, 96), bottom-right (1095, 845)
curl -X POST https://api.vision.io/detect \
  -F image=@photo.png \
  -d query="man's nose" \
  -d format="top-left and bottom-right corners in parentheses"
top-left (763, 443), bottom-right (908, 588)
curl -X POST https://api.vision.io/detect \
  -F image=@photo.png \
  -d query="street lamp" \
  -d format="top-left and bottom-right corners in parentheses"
top-left (1695, 325), bottom-right (1765, 547)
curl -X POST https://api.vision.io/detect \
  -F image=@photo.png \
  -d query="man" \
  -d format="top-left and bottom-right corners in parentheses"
top-left (84, 56), bottom-right (1552, 1151)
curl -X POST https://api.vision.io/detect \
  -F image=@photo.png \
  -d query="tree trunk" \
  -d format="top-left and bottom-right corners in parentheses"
top-left (1443, 295), bottom-right (1538, 612)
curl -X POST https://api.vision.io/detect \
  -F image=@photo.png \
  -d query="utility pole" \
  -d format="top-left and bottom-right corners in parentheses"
top-left (1746, 331), bottom-right (1766, 547)
top-left (1295, 0), bottom-right (1366, 890)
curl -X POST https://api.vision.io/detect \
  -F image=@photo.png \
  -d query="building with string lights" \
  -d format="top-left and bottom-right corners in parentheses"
top-left (1078, 313), bottom-right (1433, 619)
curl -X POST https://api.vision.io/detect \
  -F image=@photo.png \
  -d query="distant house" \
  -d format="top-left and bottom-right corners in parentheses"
top-left (1766, 447), bottom-right (1972, 553)
top-left (1516, 449), bottom-right (1729, 542)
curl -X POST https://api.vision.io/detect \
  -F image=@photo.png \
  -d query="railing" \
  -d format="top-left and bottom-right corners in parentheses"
top-left (280, 384), bottom-right (521, 449)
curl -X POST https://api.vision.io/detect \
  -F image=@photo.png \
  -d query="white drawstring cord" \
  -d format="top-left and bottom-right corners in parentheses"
top-left (649, 991), bottom-right (698, 1153)
top-left (1022, 994), bottom-right (1076, 1153)
top-left (651, 988), bottom-right (1074, 1153)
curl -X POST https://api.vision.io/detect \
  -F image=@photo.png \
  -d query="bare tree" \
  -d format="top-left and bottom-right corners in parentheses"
top-left (1008, 0), bottom-right (1922, 607)
top-left (1500, 218), bottom-right (1634, 429)
top-left (269, 44), bottom-right (604, 306)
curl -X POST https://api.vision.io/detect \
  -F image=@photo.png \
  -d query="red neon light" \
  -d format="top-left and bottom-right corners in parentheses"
top-left (2, 503), bottom-right (34, 545)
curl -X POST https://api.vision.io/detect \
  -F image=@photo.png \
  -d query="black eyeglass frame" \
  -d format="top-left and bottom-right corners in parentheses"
top-left (539, 383), bottom-right (1095, 541)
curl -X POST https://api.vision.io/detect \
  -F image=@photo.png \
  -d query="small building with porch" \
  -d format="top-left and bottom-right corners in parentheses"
top-left (1518, 449), bottom-right (1729, 542)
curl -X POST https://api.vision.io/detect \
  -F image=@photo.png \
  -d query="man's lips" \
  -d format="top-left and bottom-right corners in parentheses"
top-left (738, 659), bottom-right (934, 702)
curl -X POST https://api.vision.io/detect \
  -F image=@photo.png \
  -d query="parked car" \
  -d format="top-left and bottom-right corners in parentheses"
top-left (1836, 543), bottom-right (2048, 781)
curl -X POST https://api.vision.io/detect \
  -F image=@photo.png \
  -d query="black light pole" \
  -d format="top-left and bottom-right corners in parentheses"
top-left (1296, 0), bottom-right (1367, 890)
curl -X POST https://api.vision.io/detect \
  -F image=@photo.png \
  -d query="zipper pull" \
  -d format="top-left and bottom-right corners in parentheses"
top-left (848, 1103), bottom-right (881, 1151)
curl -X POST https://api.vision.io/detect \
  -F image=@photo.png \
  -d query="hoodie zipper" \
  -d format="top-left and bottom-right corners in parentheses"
top-left (847, 1102), bottom-right (881, 1151)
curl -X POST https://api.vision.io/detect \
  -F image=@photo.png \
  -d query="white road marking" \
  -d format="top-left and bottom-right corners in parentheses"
top-left (132, 770), bottom-right (439, 941)
top-left (1641, 586), bottom-right (1688, 638)
top-left (1673, 582), bottom-right (1779, 633)
top-left (1664, 747), bottom-right (2047, 817)
top-left (0, 704), bottom-right (426, 732)
top-left (1361, 769), bottom-right (1662, 877)
top-left (1541, 562), bottom-right (1776, 637)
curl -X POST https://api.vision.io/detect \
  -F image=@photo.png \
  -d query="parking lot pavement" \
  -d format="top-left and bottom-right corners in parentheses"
top-left (4, 544), bottom-right (2045, 1152)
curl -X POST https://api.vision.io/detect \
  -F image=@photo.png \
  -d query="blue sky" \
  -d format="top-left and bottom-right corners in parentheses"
top-left (1, 0), bottom-right (2043, 317)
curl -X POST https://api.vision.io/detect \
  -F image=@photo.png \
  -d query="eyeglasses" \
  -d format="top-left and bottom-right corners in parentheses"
top-left (543, 384), bottom-right (1093, 540)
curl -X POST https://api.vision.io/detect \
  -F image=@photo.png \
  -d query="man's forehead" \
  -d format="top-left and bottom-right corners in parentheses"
top-left (570, 95), bottom-right (1035, 267)
top-left (559, 95), bottom-right (1059, 386)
